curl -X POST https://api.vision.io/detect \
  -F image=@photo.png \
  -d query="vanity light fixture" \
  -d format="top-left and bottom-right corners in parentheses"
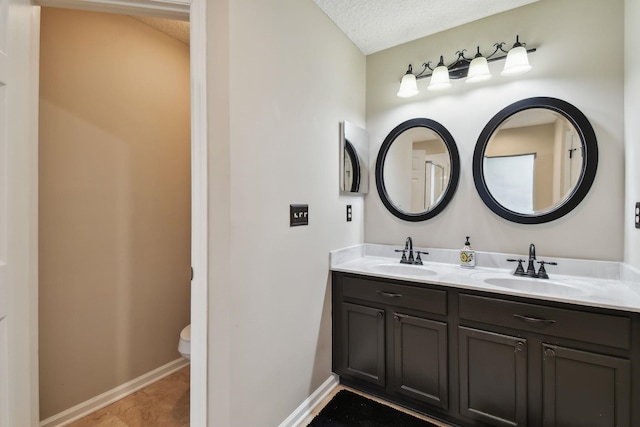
top-left (397, 35), bottom-right (536, 97)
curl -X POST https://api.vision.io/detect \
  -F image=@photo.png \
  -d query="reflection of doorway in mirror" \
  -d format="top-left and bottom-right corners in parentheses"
top-left (563, 130), bottom-right (581, 197)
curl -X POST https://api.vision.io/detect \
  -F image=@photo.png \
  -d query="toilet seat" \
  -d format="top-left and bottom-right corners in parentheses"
top-left (178, 324), bottom-right (191, 360)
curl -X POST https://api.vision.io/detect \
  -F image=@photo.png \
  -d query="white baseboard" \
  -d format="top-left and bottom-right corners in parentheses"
top-left (39, 358), bottom-right (190, 427)
top-left (279, 374), bottom-right (339, 427)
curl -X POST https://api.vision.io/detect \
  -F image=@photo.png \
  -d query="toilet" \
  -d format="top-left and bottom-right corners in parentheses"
top-left (178, 324), bottom-right (191, 360)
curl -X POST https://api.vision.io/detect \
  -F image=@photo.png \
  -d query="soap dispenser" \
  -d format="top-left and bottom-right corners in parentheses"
top-left (460, 236), bottom-right (475, 268)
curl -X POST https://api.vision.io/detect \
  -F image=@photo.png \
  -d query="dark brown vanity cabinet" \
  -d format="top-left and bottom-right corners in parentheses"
top-left (458, 326), bottom-right (528, 426)
top-left (459, 294), bottom-right (633, 427)
top-left (392, 313), bottom-right (448, 408)
top-left (541, 344), bottom-right (630, 427)
top-left (339, 302), bottom-right (386, 386)
top-left (333, 273), bottom-right (449, 409)
top-left (332, 271), bottom-right (639, 427)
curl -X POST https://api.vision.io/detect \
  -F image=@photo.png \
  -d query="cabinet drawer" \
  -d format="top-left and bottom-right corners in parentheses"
top-left (342, 277), bottom-right (447, 315)
top-left (459, 294), bottom-right (631, 350)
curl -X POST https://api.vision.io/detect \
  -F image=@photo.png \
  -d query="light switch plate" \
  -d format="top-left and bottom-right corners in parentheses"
top-left (636, 202), bottom-right (640, 229)
top-left (290, 204), bottom-right (309, 226)
top-left (346, 205), bottom-right (352, 222)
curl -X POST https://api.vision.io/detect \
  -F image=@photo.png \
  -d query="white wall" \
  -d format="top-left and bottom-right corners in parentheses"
top-left (366, 0), bottom-right (625, 261)
top-left (207, 0), bottom-right (366, 425)
top-left (625, 0), bottom-right (640, 269)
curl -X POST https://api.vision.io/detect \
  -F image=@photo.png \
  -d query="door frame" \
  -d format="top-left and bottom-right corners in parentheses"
top-left (32, 0), bottom-right (209, 424)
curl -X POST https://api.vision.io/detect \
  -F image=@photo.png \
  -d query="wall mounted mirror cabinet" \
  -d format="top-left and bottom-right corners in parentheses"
top-left (473, 97), bottom-right (598, 224)
top-left (340, 121), bottom-right (370, 194)
top-left (376, 118), bottom-right (460, 221)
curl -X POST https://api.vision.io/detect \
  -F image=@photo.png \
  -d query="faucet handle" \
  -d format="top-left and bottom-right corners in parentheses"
top-left (395, 249), bottom-right (408, 264)
top-left (536, 261), bottom-right (557, 279)
top-left (507, 258), bottom-right (526, 276)
top-left (415, 251), bottom-right (429, 265)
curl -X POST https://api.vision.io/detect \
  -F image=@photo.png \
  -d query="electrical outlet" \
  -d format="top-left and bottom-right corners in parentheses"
top-left (636, 202), bottom-right (640, 229)
top-left (290, 204), bottom-right (309, 226)
top-left (346, 205), bottom-right (352, 222)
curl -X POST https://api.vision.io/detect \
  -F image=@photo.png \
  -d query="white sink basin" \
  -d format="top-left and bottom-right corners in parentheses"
top-left (483, 277), bottom-right (589, 297)
top-left (369, 263), bottom-right (438, 277)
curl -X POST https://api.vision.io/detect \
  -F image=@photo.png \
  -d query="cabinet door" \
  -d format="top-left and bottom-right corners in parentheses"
top-left (542, 344), bottom-right (631, 427)
top-left (459, 326), bottom-right (528, 427)
top-left (393, 313), bottom-right (448, 409)
top-left (339, 302), bottom-right (386, 386)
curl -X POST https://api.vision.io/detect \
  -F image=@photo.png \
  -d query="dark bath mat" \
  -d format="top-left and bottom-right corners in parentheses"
top-left (307, 389), bottom-right (441, 427)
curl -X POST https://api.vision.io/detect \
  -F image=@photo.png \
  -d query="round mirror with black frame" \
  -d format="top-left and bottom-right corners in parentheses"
top-left (473, 97), bottom-right (598, 224)
top-left (376, 118), bottom-right (460, 221)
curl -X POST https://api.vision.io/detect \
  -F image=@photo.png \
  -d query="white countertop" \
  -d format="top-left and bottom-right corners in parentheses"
top-left (330, 244), bottom-right (640, 313)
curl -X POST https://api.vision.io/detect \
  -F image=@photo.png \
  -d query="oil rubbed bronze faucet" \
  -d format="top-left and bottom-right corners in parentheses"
top-left (507, 243), bottom-right (557, 278)
top-left (395, 237), bottom-right (429, 265)
top-left (526, 243), bottom-right (537, 277)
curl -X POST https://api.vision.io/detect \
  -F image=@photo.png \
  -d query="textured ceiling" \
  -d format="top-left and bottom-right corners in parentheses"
top-left (312, 0), bottom-right (539, 55)
top-left (131, 15), bottom-right (190, 45)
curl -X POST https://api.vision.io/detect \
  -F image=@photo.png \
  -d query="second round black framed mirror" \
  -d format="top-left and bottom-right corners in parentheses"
top-left (376, 118), bottom-right (460, 221)
top-left (473, 97), bottom-right (598, 224)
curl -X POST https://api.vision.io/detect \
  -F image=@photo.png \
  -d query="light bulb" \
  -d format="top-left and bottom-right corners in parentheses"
top-left (467, 56), bottom-right (491, 83)
top-left (397, 65), bottom-right (419, 98)
top-left (427, 57), bottom-right (451, 91)
top-left (501, 37), bottom-right (532, 76)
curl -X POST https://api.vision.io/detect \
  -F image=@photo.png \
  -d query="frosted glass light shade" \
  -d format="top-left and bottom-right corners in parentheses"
top-left (501, 45), bottom-right (532, 76)
top-left (397, 73), bottom-right (419, 98)
top-left (466, 56), bottom-right (492, 83)
top-left (427, 65), bottom-right (451, 91)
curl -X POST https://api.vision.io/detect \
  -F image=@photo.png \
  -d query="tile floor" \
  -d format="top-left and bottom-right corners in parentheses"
top-left (300, 385), bottom-right (453, 427)
top-left (67, 366), bottom-right (190, 427)
top-left (67, 368), bottom-right (451, 427)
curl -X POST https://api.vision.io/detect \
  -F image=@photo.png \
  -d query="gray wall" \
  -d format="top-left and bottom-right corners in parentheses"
top-left (625, 0), bottom-right (640, 269)
top-left (366, 0), bottom-right (625, 261)
top-left (206, 0), bottom-right (367, 425)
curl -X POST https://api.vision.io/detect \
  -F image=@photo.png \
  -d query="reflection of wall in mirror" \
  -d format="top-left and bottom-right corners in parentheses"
top-left (385, 132), bottom-right (413, 210)
top-left (485, 120), bottom-right (582, 212)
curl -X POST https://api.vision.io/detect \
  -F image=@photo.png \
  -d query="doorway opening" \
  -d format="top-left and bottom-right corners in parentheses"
top-left (33, 0), bottom-right (208, 425)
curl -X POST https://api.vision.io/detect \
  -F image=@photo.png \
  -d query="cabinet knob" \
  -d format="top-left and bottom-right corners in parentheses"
top-left (544, 348), bottom-right (556, 358)
top-left (377, 312), bottom-right (384, 318)
top-left (516, 341), bottom-right (526, 352)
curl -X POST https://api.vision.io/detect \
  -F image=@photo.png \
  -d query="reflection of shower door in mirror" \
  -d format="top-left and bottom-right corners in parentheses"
top-left (428, 161), bottom-right (445, 206)
top-left (412, 150), bottom-right (446, 211)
